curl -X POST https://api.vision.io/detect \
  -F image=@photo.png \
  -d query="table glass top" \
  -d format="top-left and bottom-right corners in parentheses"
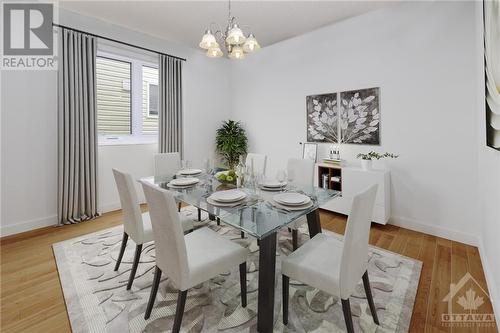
top-left (140, 172), bottom-right (340, 239)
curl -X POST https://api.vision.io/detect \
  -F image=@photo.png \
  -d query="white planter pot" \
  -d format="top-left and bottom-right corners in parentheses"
top-left (361, 159), bottom-right (372, 171)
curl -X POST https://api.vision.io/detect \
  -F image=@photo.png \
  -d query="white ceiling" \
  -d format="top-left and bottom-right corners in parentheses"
top-left (59, 1), bottom-right (396, 48)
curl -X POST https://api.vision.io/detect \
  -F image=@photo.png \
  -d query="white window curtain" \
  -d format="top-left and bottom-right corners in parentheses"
top-left (485, 0), bottom-right (500, 150)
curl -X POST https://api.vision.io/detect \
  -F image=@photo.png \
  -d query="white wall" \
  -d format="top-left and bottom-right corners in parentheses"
top-left (475, 0), bottom-right (500, 322)
top-left (1, 70), bottom-right (58, 235)
top-left (98, 143), bottom-right (157, 212)
top-left (0, 8), bottom-right (231, 236)
top-left (230, 1), bottom-right (480, 245)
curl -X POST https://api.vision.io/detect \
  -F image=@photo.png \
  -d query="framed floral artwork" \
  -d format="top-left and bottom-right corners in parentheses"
top-left (306, 87), bottom-right (380, 145)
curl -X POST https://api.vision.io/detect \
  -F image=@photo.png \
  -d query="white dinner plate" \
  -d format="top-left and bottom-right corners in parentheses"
top-left (210, 189), bottom-right (247, 203)
top-left (179, 168), bottom-right (203, 176)
top-left (259, 185), bottom-right (282, 192)
top-left (206, 196), bottom-right (245, 207)
top-left (169, 177), bottom-right (199, 186)
top-left (260, 180), bottom-right (287, 188)
top-left (270, 199), bottom-right (314, 211)
top-left (273, 192), bottom-right (310, 206)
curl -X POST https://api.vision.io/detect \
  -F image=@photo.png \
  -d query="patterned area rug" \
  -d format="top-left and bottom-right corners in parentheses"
top-left (53, 207), bottom-right (422, 333)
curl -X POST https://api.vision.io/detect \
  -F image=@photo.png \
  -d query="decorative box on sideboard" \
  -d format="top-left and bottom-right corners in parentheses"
top-left (315, 163), bottom-right (391, 225)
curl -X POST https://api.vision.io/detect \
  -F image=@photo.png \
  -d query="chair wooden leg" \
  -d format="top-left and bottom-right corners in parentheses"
top-left (178, 202), bottom-right (182, 212)
top-left (282, 275), bottom-right (289, 325)
top-left (126, 244), bottom-right (143, 290)
top-left (114, 232), bottom-right (128, 271)
top-left (341, 298), bottom-right (355, 333)
top-left (239, 262), bottom-right (247, 307)
top-left (363, 271), bottom-right (380, 325)
top-left (292, 229), bottom-right (298, 250)
top-left (172, 290), bottom-right (188, 333)
top-left (241, 231), bottom-right (245, 239)
top-left (216, 217), bottom-right (220, 226)
top-left (144, 266), bottom-right (162, 319)
top-left (197, 208), bottom-right (201, 221)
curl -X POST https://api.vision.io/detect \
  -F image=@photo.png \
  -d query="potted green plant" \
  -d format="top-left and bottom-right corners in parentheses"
top-left (356, 151), bottom-right (399, 171)
top-left (215, 120), bottom-right (248, 170)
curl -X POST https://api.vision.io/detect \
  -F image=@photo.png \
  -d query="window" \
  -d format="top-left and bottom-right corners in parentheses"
top-left (96, 57), bottom-right (131, 135)
top-left (142, 66), bottom-right (159, 136)
top-left (147, 83), bottom-right (158, 117)
top-left (96, 52), bottom-right (159, 144)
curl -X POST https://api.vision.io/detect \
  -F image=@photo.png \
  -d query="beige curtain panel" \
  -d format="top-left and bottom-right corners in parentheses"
top-left (158, 55), bottom-right (184, 155)
top-left (57, 28), bottom-right (99, 224)
top-left (485, 0), bottom-right (500, 150)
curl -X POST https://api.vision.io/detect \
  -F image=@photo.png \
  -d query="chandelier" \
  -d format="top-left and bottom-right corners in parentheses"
top-left (198, 0), bottom-right (260, 59)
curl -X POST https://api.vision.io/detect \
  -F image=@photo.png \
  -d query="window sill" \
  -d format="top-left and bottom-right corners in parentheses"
top-left (98, 136), bottom-right (158, 147)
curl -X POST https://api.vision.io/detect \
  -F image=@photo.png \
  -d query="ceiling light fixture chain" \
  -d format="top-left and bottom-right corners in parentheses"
top-left (199, 0), bottom-right (260, 59)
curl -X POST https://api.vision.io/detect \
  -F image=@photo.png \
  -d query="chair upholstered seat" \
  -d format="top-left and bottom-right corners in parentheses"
top-left (140, 212), bottom-right (194, 245)
top-left (282, 233), bottom-right (346, 297)
top-left (178, 227), bottom-right (248, 290)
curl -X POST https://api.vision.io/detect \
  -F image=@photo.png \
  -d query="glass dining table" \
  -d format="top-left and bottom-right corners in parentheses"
top-left (140, 172), bottom-right (340, 332)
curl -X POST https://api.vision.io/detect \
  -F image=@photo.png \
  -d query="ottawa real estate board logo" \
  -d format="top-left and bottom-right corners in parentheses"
top-left (441, 272), bottom-right (496, 329)
top-left (1, 2), bottom-right (57, 70)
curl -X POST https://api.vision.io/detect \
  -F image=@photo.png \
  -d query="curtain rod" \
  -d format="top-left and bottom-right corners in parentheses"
top-left (52, 23), bottom-right (187, 62)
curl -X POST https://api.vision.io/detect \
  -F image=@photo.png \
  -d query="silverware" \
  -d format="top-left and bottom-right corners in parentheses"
top-left (232, 199), bottom-right (258, 209)
top-left (265, 201), bottom-right (290, 213)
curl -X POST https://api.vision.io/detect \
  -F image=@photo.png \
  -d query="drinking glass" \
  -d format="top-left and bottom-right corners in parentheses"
top-left (253, 172), bottom-right (264, 197)
top-left (204, 158), bottom-right (214, 175)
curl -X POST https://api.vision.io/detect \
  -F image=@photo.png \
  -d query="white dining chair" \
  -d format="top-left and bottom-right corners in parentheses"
top-left (246, 153), bottom-right (267, 176)
top-left (154, 152), bottom-right (181, 177)
top-left (281, 185), bottom-right (379, 332)
top-left (112, 169), bottom-right (194, 290)
top-left (140, 181), bottom-right (248, 332)
top-left (154, 152), bottom-right (202, 220)
top-left (287, 158), bottom-right (315, 250)
top-left (154, 152), bottom-right (184, 212)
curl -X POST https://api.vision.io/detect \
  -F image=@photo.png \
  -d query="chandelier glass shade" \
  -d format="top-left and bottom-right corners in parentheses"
top-left (228, 45), bottom-right (245, 59)
top-left (199, 30), bottom-right (217, 49)
top-left (242, 33), bottom-right (260, 53)
top-left (199, 0), bottom-right (260, 59)
top-left (207, 43), bottom-right (223, 58)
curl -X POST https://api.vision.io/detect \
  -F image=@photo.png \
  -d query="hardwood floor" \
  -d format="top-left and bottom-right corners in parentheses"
top-left (1, 208), bottom-right (497, 332)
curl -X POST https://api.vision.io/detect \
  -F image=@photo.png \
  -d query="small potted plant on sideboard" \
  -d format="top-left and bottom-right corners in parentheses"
top-left (356, 151), bottom-right (399, 171)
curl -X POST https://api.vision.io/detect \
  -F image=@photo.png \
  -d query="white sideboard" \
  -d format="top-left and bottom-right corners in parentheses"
top-left (316, 163), bottom-right (391, 224)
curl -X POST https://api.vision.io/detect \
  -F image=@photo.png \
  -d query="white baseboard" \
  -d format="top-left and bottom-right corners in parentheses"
top-left (478, 240), bottom-right (500, 326)
top-left (0, 201), bottom-right (138, 237)
top-left (98, 200), bottom-right (146, 215)
top-left (389, 215), bottom-right (479, 246)
top-left (0, 215), bottom-right (57, 237)
top-left (99, 202), bottom-right (122, 214)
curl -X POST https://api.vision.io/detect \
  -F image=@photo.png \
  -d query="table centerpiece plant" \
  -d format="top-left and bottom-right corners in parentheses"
top-left (215, 120), bottom-right (248, 184)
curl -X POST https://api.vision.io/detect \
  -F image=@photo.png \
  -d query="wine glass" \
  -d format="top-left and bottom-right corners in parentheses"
top-left (181, 160), bottom-right (191, 170)
top-left (276, 170), bottom-right (287, 191)
top-left (287, 168), bottom-right (295, 190)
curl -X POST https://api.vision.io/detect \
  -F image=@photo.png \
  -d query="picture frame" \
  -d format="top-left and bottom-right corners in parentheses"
top-left (302, 143), bottom-right (318, 162)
